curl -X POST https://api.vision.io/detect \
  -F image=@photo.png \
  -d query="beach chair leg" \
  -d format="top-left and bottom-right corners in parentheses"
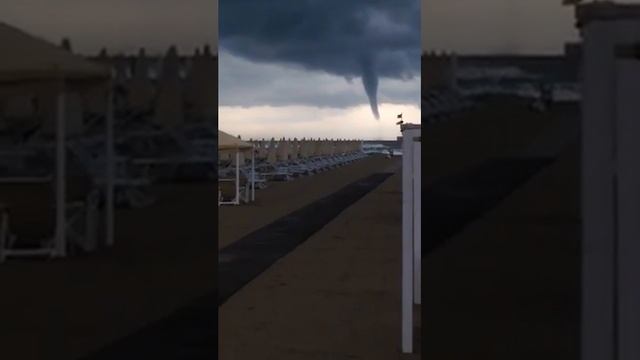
top-left (85, 191), bottom-right (100, 252)
top-left (0, 211), bottom-right (7, 263)
top-left (65, 203), bottom-right (84, 254)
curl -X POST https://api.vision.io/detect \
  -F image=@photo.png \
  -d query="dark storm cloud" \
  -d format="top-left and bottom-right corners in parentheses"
top-left (219, 51), bottom-right (419, 109)
top-left (219, 0), bottom-right (420, 119)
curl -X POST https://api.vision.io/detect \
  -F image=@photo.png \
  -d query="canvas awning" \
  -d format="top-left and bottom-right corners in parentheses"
top-left (218, 130), bottom-right (253, 151)
top-left (0, 22), bottom-right (114, 260)
top-left (218, 130), bottom-right (256, 206)
top-left (0, 22), bottom-right (110, 86)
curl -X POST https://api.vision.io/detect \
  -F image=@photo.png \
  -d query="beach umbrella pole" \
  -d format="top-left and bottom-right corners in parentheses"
top-left (106, 87), bottom-right (115, 247)
top-left (413, 138), bottom-right (421, 305)
top-left (55, 88), bottom-right (67, 257)
top-left (235, 151), bottom-right (240, 205)
top-left (251, 146), bottom-right (255, 202)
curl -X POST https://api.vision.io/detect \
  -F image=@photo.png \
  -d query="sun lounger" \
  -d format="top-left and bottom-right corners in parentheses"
top-left (68, 141), bottom-right (155, 208)
top-left (218, 177), bottom-right (250, 205)
top-left (0, 178), bottom-right (100, 262)
top-left (240, 167), bottom-right (268, 190)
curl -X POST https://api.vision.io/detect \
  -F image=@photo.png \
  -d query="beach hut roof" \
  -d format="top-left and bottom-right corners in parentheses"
top-left (0, 22), bottom-right (110, 84)
top-left (218, 130), bottom-right (253, 150)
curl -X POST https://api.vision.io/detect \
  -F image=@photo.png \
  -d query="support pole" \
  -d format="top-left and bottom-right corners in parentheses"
top-left (413, 137), bottom-right (421, 305)
top-left (251, 146), bottom-right (255, 202)
top-left (55, 89), bottom-right (67, 257)
top-left (235, 151), bottom-right (240, 205)
top-left (581, 21), bottom-right (617, 360)
top-left (401, 126), bottom-right (413, 353)
top-left (615, 55), bottom-right (640, 360)
top-left (106, 87), bottom-right (115, 247)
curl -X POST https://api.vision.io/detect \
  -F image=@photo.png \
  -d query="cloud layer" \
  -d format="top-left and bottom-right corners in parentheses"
top-left (219, 51), bottom-right (419, 109)
top-left (0, 0), bottom-right (217, 55)
top-left (219, 103), bottom-right (420, 140)
top-left (422, 0), bottom-right (580, 54)
top-left (219, 0), bottom-right (420, 118)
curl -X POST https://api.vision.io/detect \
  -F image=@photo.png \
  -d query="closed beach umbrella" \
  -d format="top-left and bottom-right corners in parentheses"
top-left (184, 44), bottom-right (217, 121)
top-left (276, 137), bottom-right (289, 162)
top-left (127, 48), bottom-right (155, 113)
top-left (290, 138), bottom-right (300, 160)
top-left (267, 138), bottom-right (277, 164)
top-left (317, 138), bottom-right (324, 156)
top-left (299, 138), bottom-right (309, 159)
top-left (154, 46), bottom-right (183, 128)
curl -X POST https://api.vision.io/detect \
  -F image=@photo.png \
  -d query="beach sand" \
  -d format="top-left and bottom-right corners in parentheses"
top-left (423, 98), bottom-right (578, 180)
top-left (0, 154), bottom-right (400, 359)
top-left (0, 97), bottom-right (580, 359)
top-left (0, 182), bottom-right (219, 359)
top-left (219, 169), bottom-right (420, 360)
top-left (219, 154), bottom-right (400, 248)
top-left (218, 98), bottom-right (579, 359)
top-left (422, 142), bottom-right (580, 359)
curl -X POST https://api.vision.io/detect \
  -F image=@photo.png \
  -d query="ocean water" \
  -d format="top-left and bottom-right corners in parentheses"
top-left (362, 143), bottom-right (403, 156)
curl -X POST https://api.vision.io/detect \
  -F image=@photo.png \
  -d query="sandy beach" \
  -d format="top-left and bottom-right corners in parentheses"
top-left (0, 96), bottom-right (581, 359)
top-left (422, 142), bottom-right (580, 359)
top-left (0, 153), bottom-right (402, 359)
top-left (219, 154), bottom-right (400, 248)
top-left (423, 97), bottom-right (578, 180)
top-left (218, 97), bottom-right (579, 359)
top-left (219, 166), bottom-right (418, 360)
top-left (0, 181), bottom-right (219, 359)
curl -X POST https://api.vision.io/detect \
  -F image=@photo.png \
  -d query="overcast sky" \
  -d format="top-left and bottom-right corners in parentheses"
top-left (0, 0), bottom-right (217, 56)
top-left (423, 0), bottom-right (581, 54)
top-left (219, 0), bottom-right (420, 140)
top-left (1, 0), bottom-right (614, 138)
top-left (1, 0), bottom-right (588, 56)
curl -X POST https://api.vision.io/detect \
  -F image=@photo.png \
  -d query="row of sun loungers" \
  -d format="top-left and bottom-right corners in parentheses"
top-left (0, 151), bottom-right (102, 262)
top-left (217, 138), bottom-right (366, 205)
top-left (422, 89), bottom-right (474, 122)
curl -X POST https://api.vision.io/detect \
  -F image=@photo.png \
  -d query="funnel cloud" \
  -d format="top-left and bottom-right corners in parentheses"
top-left (219, 0), bottom-right (419, 119)
top-left (360, 55), bottom-right (380, 119)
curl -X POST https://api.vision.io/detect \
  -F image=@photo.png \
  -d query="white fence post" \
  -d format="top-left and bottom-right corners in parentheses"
top-left (413, 137), bottom-right (421, 305)
top-left (615, 52), bottom-right (640, 360)
top-left (401, 124), bottom-right (421, 353)
top-left (578, 8), bottom-right (640, 359)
